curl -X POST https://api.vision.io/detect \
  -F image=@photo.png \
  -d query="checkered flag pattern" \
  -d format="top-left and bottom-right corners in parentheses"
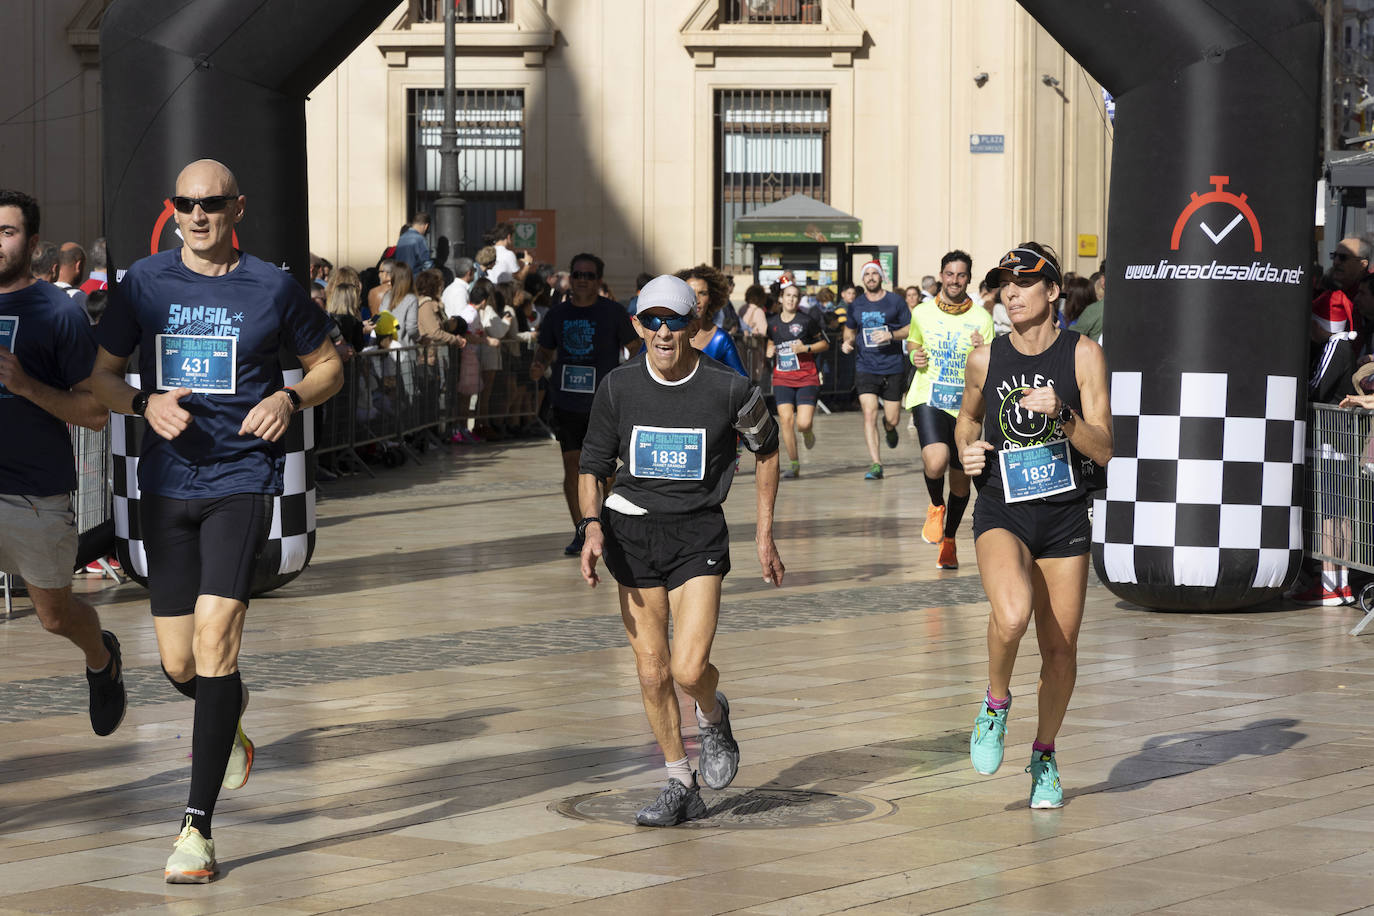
top-left (1093, 371), bottom-right (1304, 598)
top-left (112, 368), bottom-right (317, 594)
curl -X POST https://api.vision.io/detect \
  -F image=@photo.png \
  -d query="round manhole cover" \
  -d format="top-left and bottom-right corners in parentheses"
top-left (552, 786), bottom-right (895, 829)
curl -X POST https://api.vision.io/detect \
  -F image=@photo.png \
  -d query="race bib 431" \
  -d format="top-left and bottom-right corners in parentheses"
top-left (156, 334), bottom-right (237, 394)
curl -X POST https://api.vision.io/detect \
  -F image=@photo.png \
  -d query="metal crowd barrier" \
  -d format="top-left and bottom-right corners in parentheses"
top-left (316, 339), bottom-right (545, 474)
top-left (1304, 402), bottom-right (1374, 634)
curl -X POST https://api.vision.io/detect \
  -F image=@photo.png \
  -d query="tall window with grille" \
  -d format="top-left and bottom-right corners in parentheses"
top-left (714, 89), bottom-right (830, 272)
top-left (408, 89), bottom-right (524, 257)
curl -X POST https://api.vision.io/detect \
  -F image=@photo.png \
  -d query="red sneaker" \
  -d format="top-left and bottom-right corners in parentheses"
top-left (1289, 583), bottom-right (1354, 606)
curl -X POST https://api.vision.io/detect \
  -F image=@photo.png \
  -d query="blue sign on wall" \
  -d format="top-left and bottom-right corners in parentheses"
top-left (970, 133), bottom-right (1005, 154)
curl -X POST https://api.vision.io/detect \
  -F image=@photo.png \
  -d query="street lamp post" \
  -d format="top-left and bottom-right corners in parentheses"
top-left (432, 0), bottom-right (465, 267)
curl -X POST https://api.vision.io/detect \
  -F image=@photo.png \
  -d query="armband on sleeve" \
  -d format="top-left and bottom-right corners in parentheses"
top-left (733, 386), bottom-right (779, 454)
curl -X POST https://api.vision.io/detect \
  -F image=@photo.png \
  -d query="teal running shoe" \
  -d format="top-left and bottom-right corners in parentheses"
top-left (1027, 751), bottom-right (1064, 809)
top-left (969, 704), bottom-right (1008, 775)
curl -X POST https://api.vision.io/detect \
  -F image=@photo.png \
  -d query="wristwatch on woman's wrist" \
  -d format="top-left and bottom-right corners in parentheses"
top-left (1057, 404), bottom-right (1075, 424)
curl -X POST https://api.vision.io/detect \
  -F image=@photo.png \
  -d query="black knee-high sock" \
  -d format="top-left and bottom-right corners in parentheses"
top-left (184, 672), bottom-right (241, 838)
top-left (162, 664), bottom-right (197, 699)
top-left (924, 473), bottom-right (945, 507)
top-left (945, 491), bottom-right (971, 538)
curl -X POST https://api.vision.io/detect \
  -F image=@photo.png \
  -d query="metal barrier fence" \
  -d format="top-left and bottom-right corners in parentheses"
top-left (317, 340), bottom-right (544, 472)
top-left (1305, 402), bottom-right (1374, 634)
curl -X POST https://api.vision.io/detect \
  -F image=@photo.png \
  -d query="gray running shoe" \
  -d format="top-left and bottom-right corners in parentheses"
top-left (697, 691), bottom-right (740, 789)
top-left (635, 774), bottom-right (708, 827)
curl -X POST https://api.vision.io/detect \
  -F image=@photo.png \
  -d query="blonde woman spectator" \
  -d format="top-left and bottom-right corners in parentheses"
top-left (324, 267), bottom-right (370, 351)
top-left (474, 245), bottom-right (497, 281)
top-left (380, 261), bottom-right (419, 347)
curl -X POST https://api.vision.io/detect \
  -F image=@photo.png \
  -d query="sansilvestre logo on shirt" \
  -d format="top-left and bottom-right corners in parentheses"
top-left (165, 303), bottom-right (245, 338)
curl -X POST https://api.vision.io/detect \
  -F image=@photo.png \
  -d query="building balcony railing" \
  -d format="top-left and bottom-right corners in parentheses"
top-left (411, 0), bottom-right (511, 25)
top-left (723, 0), bottom-right (822, 25)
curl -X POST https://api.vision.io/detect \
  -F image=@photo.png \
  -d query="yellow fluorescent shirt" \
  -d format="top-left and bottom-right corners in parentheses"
top-left (902, 301), bottom-right (995, 415)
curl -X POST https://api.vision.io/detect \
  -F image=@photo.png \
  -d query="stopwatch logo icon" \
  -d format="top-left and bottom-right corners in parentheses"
top-left (1169, 175), bottom-right (1261, 253)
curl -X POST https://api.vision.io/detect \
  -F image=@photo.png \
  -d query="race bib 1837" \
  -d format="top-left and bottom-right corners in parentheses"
top-left (629, 425), bottom-right (706, 480)
top-left (999, 438), bottom-right (1077, 503)
top-left (156, 334), bottom-right (237, 394)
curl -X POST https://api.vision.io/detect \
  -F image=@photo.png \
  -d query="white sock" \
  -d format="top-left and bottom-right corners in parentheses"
top-left (665, 757), bottom-right (692, 786)
top-left (1323, 568), bottom-right (1348, 590)
top-left (695, 699), bottom-right (722, 728)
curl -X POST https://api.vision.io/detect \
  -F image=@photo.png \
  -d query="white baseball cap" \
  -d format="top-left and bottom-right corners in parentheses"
top-left (635, 275), bottom-right (696, 316)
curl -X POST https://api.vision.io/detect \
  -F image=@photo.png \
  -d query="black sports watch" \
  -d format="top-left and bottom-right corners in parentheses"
top-left (575, 516), bottom-right (602, 539)
top-left (131, 391), bottom-right (151, 417)
top-left (1057, 404), bottom-right (1076, 424)
top-left (280, 387), bottom-right (303, 413)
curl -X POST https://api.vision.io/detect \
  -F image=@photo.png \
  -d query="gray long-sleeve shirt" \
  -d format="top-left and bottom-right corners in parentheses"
top-left (580, 352), bottom-right (779, 515)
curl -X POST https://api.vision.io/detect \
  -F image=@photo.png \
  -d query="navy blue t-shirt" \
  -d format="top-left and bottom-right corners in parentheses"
top-left (536, 296), bottom-right (638, 413)
top-left (98, 250), bottom-right (330, 499)
top-left (852, 291), bottom-right (911, 375)
top-left (0, 281), bottom-right (97, 495)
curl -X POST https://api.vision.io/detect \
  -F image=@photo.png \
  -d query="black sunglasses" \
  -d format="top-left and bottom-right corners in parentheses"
top-left (570, 270), bottom-right (599, 280)
top-left (638, 313), bottom-right (693, 332)
top-left (172, 195), bottom-right (236, 214)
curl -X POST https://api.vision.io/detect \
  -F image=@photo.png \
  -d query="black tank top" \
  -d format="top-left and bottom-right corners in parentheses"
top-left (978, 329), bottom-right (1088, 502)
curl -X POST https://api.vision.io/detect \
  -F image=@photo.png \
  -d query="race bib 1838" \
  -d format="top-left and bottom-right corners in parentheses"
top-left (630, 425), bottom-right (706, 480)
top-left (999, 438), bottom-right (1077, 503)
top-left (156, 334), bottom-right (237, 394)
top-left (561, 364), bottom-right (596, 394)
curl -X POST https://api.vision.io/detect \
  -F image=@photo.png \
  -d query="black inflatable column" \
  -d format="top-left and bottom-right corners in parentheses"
top-left (1017, 1), bottom-right (1321, 610)
top-left (99, 0), bottom-right (397, 593)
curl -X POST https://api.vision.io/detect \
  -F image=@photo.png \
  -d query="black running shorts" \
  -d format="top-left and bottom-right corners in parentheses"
top-left (773, 384), bottom-right (820, 408)
top-left (971, 493), bottom-right (1091, 559)
top-left (855, 371), bottom-right (905, 402)
top-left (913, 404), bottom-right (961, 470)
top-left (601, 506), bottom-right (731, 591)
top-left (552, 407), bottom-right (590, 453)
top-left (140, 493), bottom-right (273, 616)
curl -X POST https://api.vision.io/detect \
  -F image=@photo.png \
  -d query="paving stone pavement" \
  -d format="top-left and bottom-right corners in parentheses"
top-left (0, 577), bottom-right (991, 723)
top-left (3, 417), bottom-right (1374, 915)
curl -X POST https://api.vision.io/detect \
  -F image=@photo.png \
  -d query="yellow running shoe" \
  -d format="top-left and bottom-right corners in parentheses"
top-left (165, 816), bottom-right (216, 884)
top-left (222, 685), bottom-right (253, 791)
top-left (922, 504), bottom-right (945, 544)
top-left (222, 720), bottom-right (254, 790)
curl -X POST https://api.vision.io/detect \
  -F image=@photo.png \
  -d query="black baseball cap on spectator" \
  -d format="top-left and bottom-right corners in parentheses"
top-left (984, 247), bottom-right (1062, 290)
